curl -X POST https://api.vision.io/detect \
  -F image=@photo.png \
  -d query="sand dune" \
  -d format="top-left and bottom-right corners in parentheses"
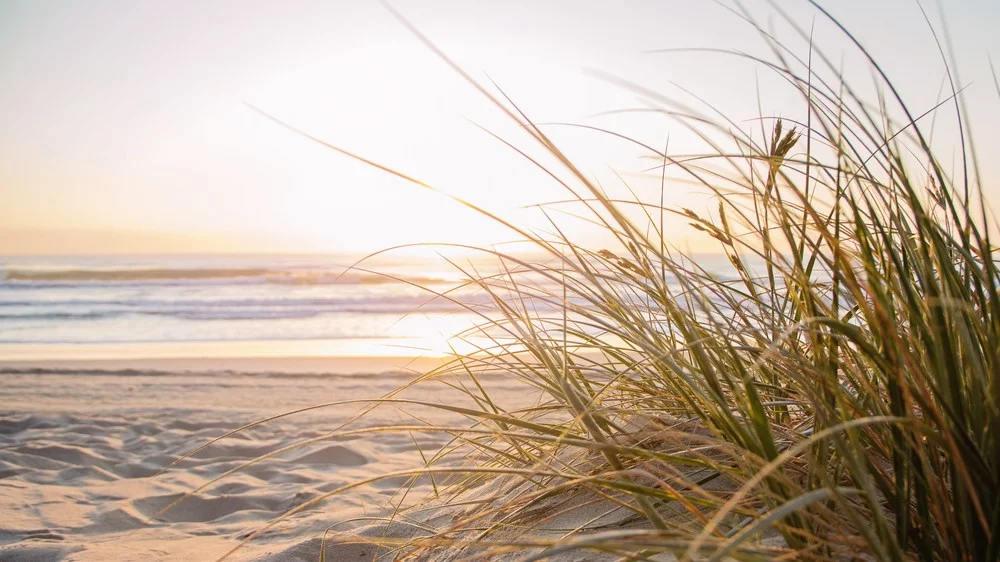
top-left (0, 364), bottom-right (532, 561)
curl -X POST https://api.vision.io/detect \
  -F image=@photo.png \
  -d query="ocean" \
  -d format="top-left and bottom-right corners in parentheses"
top-left (0, 254), bottom-right (485, 360)
top-left (0, 252), bottom-right (750, 362)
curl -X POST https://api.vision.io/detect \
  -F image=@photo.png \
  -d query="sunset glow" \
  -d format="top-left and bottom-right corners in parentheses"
top-left (3, 0), bottom-right (997, 255)
top-left (3, 3), bottom-right (1000, 560)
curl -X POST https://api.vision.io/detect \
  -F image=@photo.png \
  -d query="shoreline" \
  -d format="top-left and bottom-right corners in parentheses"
top-left (0, 337), bottom-right (452, 375)
top-left (0, 337), bottom-right (450, 359)
top-left (0, 354), bottom-right (447, 376)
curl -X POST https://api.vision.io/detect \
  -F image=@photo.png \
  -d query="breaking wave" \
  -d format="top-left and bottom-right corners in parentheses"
top-left (1, 267), bottom-right (449, 287)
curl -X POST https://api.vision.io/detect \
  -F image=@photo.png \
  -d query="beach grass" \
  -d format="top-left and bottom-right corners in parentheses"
top-left (202, 3), bottom-right (1000, 561)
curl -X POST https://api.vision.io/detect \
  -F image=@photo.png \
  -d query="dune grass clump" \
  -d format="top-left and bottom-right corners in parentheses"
top-left (322, 11), bottom-right (999, 562)
top-left (208, 4), bottom-right (998, 561)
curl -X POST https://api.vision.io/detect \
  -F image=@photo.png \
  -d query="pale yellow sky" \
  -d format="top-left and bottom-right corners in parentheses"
top-left (1, 0), bottom-right (998, 254)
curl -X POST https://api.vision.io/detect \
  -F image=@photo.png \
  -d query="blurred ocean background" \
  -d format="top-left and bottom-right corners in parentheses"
top-left (0, 252), bottom-right (744, 362)
top-left (0, 254), bottom-right (485, 359)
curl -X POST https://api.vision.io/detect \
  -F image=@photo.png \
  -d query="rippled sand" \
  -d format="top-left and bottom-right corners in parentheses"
top-left (0, 358), bottom-right (532, 561)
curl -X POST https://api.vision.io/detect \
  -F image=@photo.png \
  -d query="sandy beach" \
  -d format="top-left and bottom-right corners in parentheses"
top-left (6, 1), bottom-right (997, 558)
top-left (0, 356), bottom-right (536, 561)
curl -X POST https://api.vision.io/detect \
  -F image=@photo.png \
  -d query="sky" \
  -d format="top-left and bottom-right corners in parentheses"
top-left (1, 0), bottom-right (998, 255)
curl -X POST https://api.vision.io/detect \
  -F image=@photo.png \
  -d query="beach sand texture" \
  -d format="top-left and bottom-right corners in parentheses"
top-left (0, 359), bottom-right (558, 561)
